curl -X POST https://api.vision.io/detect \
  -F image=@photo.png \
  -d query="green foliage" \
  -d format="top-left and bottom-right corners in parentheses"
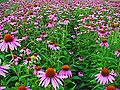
top-left (0, 1), bottom-right (119, 90)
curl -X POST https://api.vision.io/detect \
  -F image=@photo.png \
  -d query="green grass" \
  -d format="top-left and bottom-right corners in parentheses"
top-left (0, 0), bottom-right (7, 3)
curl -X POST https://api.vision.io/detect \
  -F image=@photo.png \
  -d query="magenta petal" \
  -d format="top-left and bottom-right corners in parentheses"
top-left (1, 65), bottom-right (10, 69)
top-left (0, 86), bottom-right (6, 90)
top-left (1, 42), bottom-right (6, 51)
top-left (0, 70), bottom-right (6, 77)
top-left (39, 75), bottom-right (46, 85)
top-left (105, 42), bottom-right (109, 47)
top-left (55, 77), bottom-right (63, 85)
top-left (44, 78), bottom-right (50, 87)
top-left (51, 78), bottom-right (57, 90)
top-left (100, 42), bottom-right (103, 46)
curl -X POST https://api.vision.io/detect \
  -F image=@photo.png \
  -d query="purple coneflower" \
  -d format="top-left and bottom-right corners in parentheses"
top-left (0, 34), bottom-right (21, 52)
top-left (78, 56), bottom-right (84, 61)
top-left (41, 32), bottom-right (48, 38)
top-left (48, 13), bottom-right (57, 21)
top-left (78, 72), bottom-right (84, 76)
top-left (9, 20), bottom-right (16, 26)
top-left (11, 30), bottom-right (18, 35)
top-left (63, 18), bottom-right (70, 25)
top-left (37, 68), bottom-right (67, 90)
top-left (22, 34), bottom-right (28, 41)
top-left (48, 42), bottom-right (60, 50)
top-left (100, 39), bottom-right (109, 47)
top-left (36, 36), bottom-right (42, 41)
top-left (85, 24), bottom-right (91, 29)
top-left (3, 30), bottom-right (8, 34)
top-left (20, 46), bottom-right (31, 56)
top-left (31, 53), bottom-right (41, 62)
top-left (103, 22), bottom-right (108, 28)
top-left (0, 64), bottom-right (10, 77)
top-left (46, 20), bottom-right (55, 28)
top-left (35, 25), bottom-right (39, 29)
top-left (24, 56), bottom-right (32, 65)
top-left (10, 54), bottom-right (21, 65)
top-left (48, 12), bottom-right (55, 20)
top-left (52, 43), bottom-right (60, 50)
top-left (33, 65), bottom-right (43, 75)
top-left (98, 30), bottom-right (108, 37)
top-left (95, 68), bottom-right (116, 84)
top-left (115, 48), bottom-right (120, 57)
top-left (58, 18), bottom-right (64, 25)
top-left (59, 65), bottom-right (72, 78)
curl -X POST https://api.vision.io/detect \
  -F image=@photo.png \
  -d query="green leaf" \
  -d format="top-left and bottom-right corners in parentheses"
top-left (7, 76), bottom-right (18, 85)
top-left (10, 66), bottom-right (16, 73)
top-left (72, 76), bottom-right (80, 79)
top-left (92, 84), bottom-right (101, 90)
top-left (59, 86), bottom-right (64, 90)
top-left (69, 84), bottom-right (76, 90)
top-left (5, 54), bottom-right (12, 57)
top-left (19, 75), bottom-right (30, 81)
top-left (0, 54), bottom-right (5, 60)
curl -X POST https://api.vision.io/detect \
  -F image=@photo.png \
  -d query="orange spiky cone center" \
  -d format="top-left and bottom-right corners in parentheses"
top-left (62, 65), bottom-right (70, 71)
top-left (118, 48), bottom-right (120, 52)
top-left (4, 34), bottom-right (13, 42)
top-left (99, 30), bottom-right (105, 33)
top-left (102, 39), bottom-right (107, 43)
top-left (101, 68), bottom-right (109, 76)
top-left (18, 86), bottom-right (27, 90)
top-left (26, 56), bottom-right (31, 61)
top-left (106, 86), bottom-right (116, 90)
top-left (46, 68), bottom-right (56, 78)
top-left (35, 66), bottom-right (41, 71)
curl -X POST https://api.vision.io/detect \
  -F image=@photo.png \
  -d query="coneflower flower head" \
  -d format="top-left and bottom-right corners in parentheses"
top-left (115, 48), bottom-right (120, 57)
top-left (38, 68), bottom-right (67, 90)
top-left (95, 68), bottom-right (116, 84)
top-left (59, 65), bottom-right (72, 78)
top-left (0, 34), bottom-right (20, 51)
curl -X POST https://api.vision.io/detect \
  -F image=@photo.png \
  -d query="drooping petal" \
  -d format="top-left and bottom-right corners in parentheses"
top-left (1, 65), bottom-right (10, 69)
top-left (44, 78), bottom-right (50, 88)
top-left (42, 77), bottom-right (48, 87)
top-left (14, 41), bottom-right (21, 47)
top-left (1, 42), bottom-right (6, 51)
top-left (0, 86), bottom-right (6, 90)
top-left (0, 70), bottom-right (6, 77)
top-left (8, 42), bottom-right (13, 50)
top-left (51, 78), bottom-right (57, 90)
top-left (39, 75), bottom-right (46, 85)
top-left (55, 76), bottom-right (63, 85)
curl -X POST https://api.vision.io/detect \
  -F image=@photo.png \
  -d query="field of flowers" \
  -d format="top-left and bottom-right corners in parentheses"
top-left (0, 0), bottom-right (120, 90)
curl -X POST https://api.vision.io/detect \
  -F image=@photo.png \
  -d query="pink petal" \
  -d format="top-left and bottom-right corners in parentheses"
top-left (44, 78), bottom-right (50, 87)
top-left (55, 77), bottom-right (63, 85)
top-left (1, 65), bottom-right (10, 69)
top-left (51, 78), bottom-right (57, 90)
top-left (0, 70), bottom-right (6, 77)
top-left (100, 42), bottom-right (103, 46)
top-left (105, 42), bottom-right (109, 47)
top-left (1, 42), bottom-right (6, 51)
top-left (39, 75), bottom-right (46, 85)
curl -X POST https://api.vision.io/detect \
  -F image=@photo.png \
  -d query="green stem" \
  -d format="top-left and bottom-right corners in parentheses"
top-left (10, 50), bottom-right (20, 83)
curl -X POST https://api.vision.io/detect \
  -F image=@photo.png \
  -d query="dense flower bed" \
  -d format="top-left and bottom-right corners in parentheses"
top-left (0, 0), bottom-right (120, 90)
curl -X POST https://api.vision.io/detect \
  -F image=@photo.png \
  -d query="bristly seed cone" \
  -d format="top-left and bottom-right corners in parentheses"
top-left (62, 65), bottom-right (70, 71)
top-left (4, 34), bottom-right (13, 42)
top-left (46, 68), bottom-right (56, 78)
top-left (106, 85), bottom-right (116, 90)
top-left (101, 68), bottom-right (109, 76)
